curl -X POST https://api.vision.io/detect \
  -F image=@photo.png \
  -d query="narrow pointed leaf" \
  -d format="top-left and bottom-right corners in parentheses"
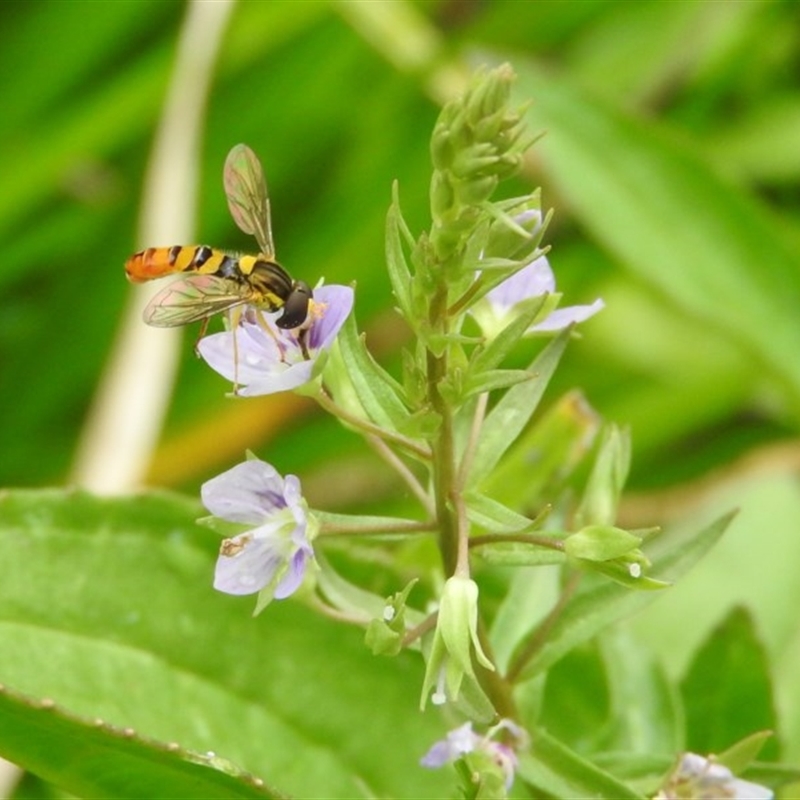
top-left (518, 727), bottom-right (643, 799)
top-left (513, 511), bottom-right (736, 681)
top-left (469, 327), bottom-right (572, 487)
top-left (385, 186), bottom-right (414, 322)
top-left (516, 61), bottom-right (800, 410)
top-left (336, 310), bottom-right (412, 432)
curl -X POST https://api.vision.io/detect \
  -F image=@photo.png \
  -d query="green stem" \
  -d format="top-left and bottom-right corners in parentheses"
top-left (427, 284), bottom-right (460, 577)
top-left (318, 520), bottom-right (436, 537)
top-left (469, 532), bottom-right (565, 551)
top-left (476, 619), bottom-right (518, 720)
top-left (365, 433), bottom-right (434, 516)
top-left (505, 572), bottom-right (581, 684)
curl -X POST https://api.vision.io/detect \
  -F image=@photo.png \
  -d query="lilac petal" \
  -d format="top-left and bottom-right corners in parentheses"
top-left (213, 525), bottom-right (288, 595)
top-left (530, 298), bottom-right (605, 332)
top-left (305, 285), bottom-right (354, 351)
top-left (487, 256), bottom-right (554, 311)
top-left (273, 543), bottom-right (312, 599)
top-left (420, 740), bottom-right (454, 769)
top-left (235, 360), bottom-right (315, 397)
top-left (201, 460), bottom-right (286, 523)
top-left (420, 723), bottom-right (477, 767)
top-left (283, 474), bottom-right (303, 507)
top-left (197, 325), bottom-right (284, 386)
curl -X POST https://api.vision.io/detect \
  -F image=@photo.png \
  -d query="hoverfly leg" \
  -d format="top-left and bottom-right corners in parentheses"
top-left (253, 310), bottom-right (288, 363)
top-left (227, 307), bottom-right (245, 392)
top-left (299, 328), bottom-right (310, 361)
top-left (192, 318), bottom-right (211, 357)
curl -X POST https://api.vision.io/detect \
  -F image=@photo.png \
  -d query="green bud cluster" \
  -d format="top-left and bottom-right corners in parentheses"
top-left (428, 64), bottom-right (528, 271)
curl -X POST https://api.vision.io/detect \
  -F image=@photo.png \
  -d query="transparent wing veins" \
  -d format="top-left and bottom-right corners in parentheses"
top-left (223, 143), bottom-right (275, 259)
top-left (143, 275), bottom-right (250, 327)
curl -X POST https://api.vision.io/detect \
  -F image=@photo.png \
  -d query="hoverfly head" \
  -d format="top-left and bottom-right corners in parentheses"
top-left (276, 280), bottom-right (313, 329)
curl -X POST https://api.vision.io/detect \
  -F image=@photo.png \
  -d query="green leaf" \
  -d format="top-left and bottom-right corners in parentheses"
top-left (464, 491), bottom-right (543, 534)
top-left (335, 309), bottom-right (412, 432)
top-left (716, 731), bottom-right (774, 775)
top-left (680, 606), bottom-right (779, 760)
top-left (315, 552), bottom-right (425, 629)
top-left (575, 424), bottom-right (631, 529)
top-left (583, 559), bottom-right (670, 592)
top-left (0, 489), bottom-right (451, 799)
top-left (512, 511), bottom-right (736, 682)
top-left (516, 61), bottom-right (800, 412)
top-left (468, 293), bottom-right (549, 374)
top-left (462, 367), bottom-right (535, 398)
top-left (482, 390), bottom-right (601, 511)
top-left (385, 182), bottom-right (415, 323)
top-left (468, 327), bottom-right (572, 488)
top-left (598, 630), bottom-right (683, 756)
top-left (518, 727), bottom-right (644, 799)
top-left (490, 565), bottom-right (560, 674)
top-left (0, 684), bottom-right (281, 800)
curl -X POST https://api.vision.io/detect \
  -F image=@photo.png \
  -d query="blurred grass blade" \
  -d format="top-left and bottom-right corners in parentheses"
top-left (516, 61), bottom-right (800, 412)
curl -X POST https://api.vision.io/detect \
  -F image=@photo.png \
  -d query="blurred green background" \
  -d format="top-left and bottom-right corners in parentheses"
top-left (2, 0), bottom-right (800, 764)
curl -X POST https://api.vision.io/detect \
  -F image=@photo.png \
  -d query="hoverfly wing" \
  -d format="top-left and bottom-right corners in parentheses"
top-left (223, 143), bottom-right (275, 259)
top-left (143, 274), bottom-right (248, 327)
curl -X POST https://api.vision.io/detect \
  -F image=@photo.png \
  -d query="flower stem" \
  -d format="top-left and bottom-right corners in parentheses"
top-left (318, 520), bottom-right (436, 537)
top-left (365, 434), bottom-right (435, 516)
top-left (505, 572), bottom-right (581, 684)
top-left (316, 388), bottom-right (431, 461)
top-left (469, 532), bottom-right (565, 551)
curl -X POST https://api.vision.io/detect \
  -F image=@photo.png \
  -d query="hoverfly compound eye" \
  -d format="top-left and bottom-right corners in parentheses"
top-left (276, 281), bottom-right (313, 329)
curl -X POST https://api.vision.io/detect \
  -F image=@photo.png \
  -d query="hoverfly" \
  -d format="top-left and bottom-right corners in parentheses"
top-left (125, 143), bottom-right (312, 332)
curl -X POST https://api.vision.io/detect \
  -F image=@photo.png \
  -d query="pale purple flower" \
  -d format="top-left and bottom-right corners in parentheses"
top-left (201, 459), bottom-right (314, 605)
top-left (484, 255), bottom-right (604, 333)
top-left (197, 284), bottom-right (354, 396)
top-left (421, 720), bottom-right (525, 791)
top-left (655, 752), bottom-right (773, 800)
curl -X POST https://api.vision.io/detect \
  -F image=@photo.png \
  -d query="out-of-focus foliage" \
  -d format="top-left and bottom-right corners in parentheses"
top-left (2, 0), bottom-right (800, 793)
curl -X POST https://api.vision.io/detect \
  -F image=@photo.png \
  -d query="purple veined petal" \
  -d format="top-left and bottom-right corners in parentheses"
top-left (201, 460), bottom-right (286, 523)
top-left (304, 285), bottom-right (354, 351)
top-left (529, 298), bottom-right (605, 332)
top-left (486, 255), bottom-right (554, 311)
top-left (213, 525), bottom-right (291, 595)
top-left (273, 541), bottom-right (312, 599)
